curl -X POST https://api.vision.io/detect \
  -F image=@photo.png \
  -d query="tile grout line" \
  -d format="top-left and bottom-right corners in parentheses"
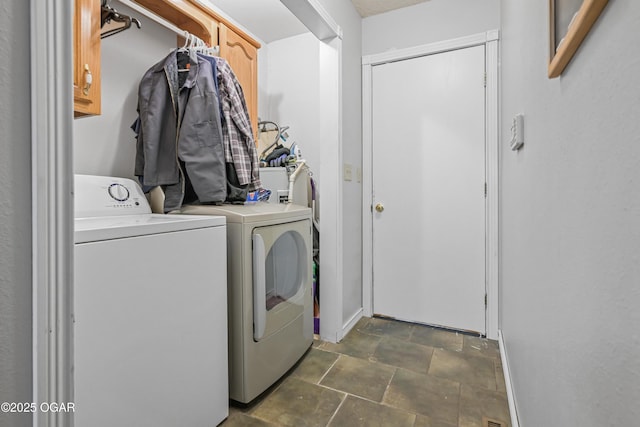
top-left (425, 347), bottom-right (435, 376)
top-left (379, 366), bottom-right (398, 405)
top-left (324, 392), bottom-right (348, 426)
top-left (455, 380), bottom-right (462, 427)
top-left (317, 353), bottom-right (343, 384)
top-left (493, 358), bottom-right (499, 392)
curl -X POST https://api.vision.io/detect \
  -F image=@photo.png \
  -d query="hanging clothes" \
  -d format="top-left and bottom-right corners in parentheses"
top-left (197, 53), bottom-right (219, 101)
top-left (216, 57), bottom-right (262, 192)
top-left (134, 48), bottom-right (226, 212)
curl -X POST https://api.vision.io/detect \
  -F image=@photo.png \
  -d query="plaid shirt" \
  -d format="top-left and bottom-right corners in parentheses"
top-left (216, 58), bottom-right (261, 190)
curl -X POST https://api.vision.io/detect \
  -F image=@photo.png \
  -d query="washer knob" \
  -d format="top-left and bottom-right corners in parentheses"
top-left (108, 183), bottom-right (130, 202)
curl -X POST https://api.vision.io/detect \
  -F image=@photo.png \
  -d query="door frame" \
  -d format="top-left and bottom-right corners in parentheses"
top-left (361, 30), bottom-right (500, 339)
top-left (31, 1), bottom-right (75, 426)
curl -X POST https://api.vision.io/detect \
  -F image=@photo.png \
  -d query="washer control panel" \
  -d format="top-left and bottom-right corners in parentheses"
top-left (75, 175), bottom-right (152, 218)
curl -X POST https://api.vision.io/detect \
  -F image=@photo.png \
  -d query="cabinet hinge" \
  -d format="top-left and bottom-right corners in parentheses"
top-left (484, 182), bottom-right (487, 198)
top-left (484, 293), bottom-right (488, 307)
top-left (483, 72), bottom-right (487, 87)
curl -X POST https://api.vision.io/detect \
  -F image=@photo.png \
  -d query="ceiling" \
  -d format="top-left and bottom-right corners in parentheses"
top-left (350, 0), bottom-right (430, 17)
top-left (200, 0), bottom-right (308, 43)
top-left (201, 0), bottom-right (430, 44)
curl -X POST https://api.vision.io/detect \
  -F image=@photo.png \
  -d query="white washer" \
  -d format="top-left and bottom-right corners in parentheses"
top-left (74, 175), bottom-right (228, 427)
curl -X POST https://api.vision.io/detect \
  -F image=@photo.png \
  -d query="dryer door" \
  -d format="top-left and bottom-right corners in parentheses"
top-left (252, 219), bottom-right (312, 341)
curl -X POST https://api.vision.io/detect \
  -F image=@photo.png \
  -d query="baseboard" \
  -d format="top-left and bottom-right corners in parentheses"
top-left (341, 308), bottom-right (364, 339)
top-left (498, 330), bottom-right (520, 427)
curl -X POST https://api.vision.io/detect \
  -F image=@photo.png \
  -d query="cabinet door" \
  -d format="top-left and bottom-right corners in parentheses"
top-left (219, 22), bottom-right (258, 139)
top-left (74, 0), bottom-right (101, 116)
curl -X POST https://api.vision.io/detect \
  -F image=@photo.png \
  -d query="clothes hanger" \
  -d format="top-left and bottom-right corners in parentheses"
top-left (191, 35), bottom-right (220, 57)
top-left (176, 31), bottom-right (192, 53)
top-left (177, 32), bottom-right (193, 72)
top-left (100, 2), bottom-right (141, 39)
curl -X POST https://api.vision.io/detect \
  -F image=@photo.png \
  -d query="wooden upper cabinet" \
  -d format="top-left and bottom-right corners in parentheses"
top-left (74, 0), bottom-right (101, 117)
top-left (218, 23), bottom-right (259, 139)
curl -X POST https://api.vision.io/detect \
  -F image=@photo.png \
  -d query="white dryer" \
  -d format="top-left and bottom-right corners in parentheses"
top-left (180, 203), bottom-right (313, 403)
top-left (73, 175), bottom-right (228, 427)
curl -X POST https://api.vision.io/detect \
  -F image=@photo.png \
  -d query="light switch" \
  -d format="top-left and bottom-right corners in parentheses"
top-left (510, 114), bottom-right (524, 151)
top-left (343, 163), bottom-right (353, 181)
top-left (356, 167), bottom-right (362, 183)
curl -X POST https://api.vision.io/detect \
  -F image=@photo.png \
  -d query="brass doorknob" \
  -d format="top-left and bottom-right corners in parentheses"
top-left (375, 203), bottom-right (384, 213)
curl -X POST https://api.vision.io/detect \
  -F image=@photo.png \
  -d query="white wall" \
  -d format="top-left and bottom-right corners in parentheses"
top-left (262, 33), bottom-right (321, 180)
top-left (73, 3), bottom-right (176, 178)
top-left (362, 0), bottom-right (500, 55)
top-left (500, 1), bottom-right (640, 426)
top-left (0, 2), bottom-right (32, 427)
top-left (316, 0), bottom-right (364, 331)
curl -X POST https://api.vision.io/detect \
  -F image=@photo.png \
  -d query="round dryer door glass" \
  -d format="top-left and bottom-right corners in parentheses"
top-left (252, 219), bottom-right (312, 342)
top-left (264, 230), bottom-right (307, 310)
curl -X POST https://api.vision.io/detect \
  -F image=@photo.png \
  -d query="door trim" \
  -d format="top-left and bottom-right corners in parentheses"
top-left (31, 0), bottom-right (75, 426)
top-left (361, 30), bottom-right (500, 339)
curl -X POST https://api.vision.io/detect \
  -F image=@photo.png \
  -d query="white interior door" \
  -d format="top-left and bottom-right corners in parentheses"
top-left (371, 45), bottom-right (486, 334)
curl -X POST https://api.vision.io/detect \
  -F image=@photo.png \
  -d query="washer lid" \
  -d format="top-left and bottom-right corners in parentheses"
top-left (75, 214), bottom-right (225, 244)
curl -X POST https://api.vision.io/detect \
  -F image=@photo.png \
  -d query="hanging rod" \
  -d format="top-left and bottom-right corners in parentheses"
top-left (115, 0), bottom-right (187, 37)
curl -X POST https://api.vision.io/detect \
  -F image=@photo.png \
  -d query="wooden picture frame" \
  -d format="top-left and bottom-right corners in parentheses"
top-left (548, 0), bottom-right (608, 78)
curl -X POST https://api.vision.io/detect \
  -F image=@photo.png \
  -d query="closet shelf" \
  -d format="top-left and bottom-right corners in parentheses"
top-left (129, 0), bottom-right (260, 49)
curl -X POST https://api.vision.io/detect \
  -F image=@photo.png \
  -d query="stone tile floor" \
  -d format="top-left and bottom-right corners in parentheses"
top-left (221, 317), bottom-right (511, 427)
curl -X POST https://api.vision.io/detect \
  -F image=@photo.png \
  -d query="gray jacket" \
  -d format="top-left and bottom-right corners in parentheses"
top-left (135, 49), bottom-right (226, 212)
